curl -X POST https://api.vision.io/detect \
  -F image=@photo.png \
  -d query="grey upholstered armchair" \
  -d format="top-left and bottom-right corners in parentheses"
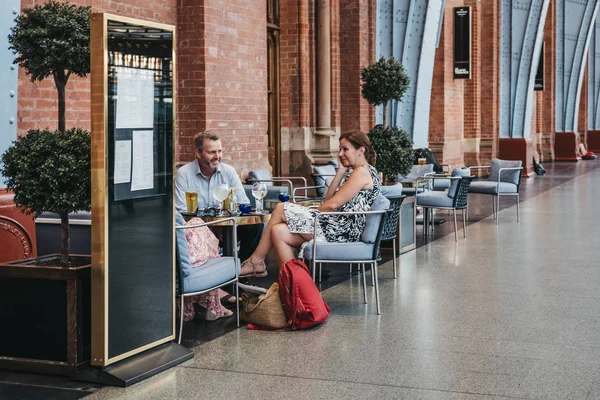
top-left (175, 214), bottom-right (240, 344)
top-left (303, 195), bottom-right (391, 315)
top-left (416, 170), bottom-right (473, 242)
top-left (468, 158), bottom-right (523, 224)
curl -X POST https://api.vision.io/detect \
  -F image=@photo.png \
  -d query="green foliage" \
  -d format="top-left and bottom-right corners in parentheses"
top-left (368, 125), bottom-right (413, 179)
top-left (1, 129), bottom-right (91, 217)
top-left (8, 1), bottom-right (91, 83)
top-left (361, 57), bottom-right (410, 110)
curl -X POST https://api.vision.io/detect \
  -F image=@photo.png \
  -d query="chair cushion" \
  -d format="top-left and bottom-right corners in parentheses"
top-left (313, 164), bottom-right (337, 197)
top-left (303, 241), bottom-right (376, 261)
top-left (182, 257), bottom-right (240, 294)
top-left (397, 164), bottom-right (434, 183)
top-left (489, 158), bottom-right (522, 185)
top-left (432, 178), bottom-right (451, 191)
top-left (469, 181), bottom-right (518, 194)
top-left (175, 213), bottom-right (193, 278)
top-left (448, 168), bottom-right (471, 198)
top-left (248, 168), bottom-right (273, 187)
top-left (381, 183), bottom-right (403, 197)
top-left (361, 195), bottom-right (390, 243)
top-left (417, 191), bottom-right (454, 208)
top-left (327, 159), bottom-right (339, 170)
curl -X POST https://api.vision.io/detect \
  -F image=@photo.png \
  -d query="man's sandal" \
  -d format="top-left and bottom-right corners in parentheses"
top-left (239, 259), bottom-right (268, 278)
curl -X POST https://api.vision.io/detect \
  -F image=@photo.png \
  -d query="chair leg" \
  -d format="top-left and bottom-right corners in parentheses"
top-left (371, 262), bottom-right (375, 286)
top-left (319, 262), bottom-right (322, 283)
top-left (430, 208), bottom-right (435, 232)
top-left (312, 257), bottom-right (317, 282)
top-left (496, 195), bottom-right (500, 225)
top-left (349, 263), bottom-right (353, 274)
top-left (392, 238), bottom-right (397, 279)
top-left (373, 261), bottom-right (381, 315)
top-left (361, 263), bottom-right (368, 304)
top-left (178, 295), bottom-right (185, 345)
top-left (516, 194), bottom-right (520, 222)
top-left (462, 208), bottom-right (467, 238)
top-left (235, 281), bottom-right (240, 327)
top-left (492, 197), bottom-right (496, 219)
top-left (453, 209), bottom-right (458, 242)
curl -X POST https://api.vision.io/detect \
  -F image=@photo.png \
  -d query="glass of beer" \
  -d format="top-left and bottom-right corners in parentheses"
top-left (185, 191), bottom-right (198, 213)
top-left (418, 158), bottom-right (427, 166)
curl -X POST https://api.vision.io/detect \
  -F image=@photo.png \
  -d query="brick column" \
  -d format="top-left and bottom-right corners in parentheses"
top-left (429, 0), bottom-right (466, 168)
top-left (339, 0), bottom-right (375, 134)
top-left (479, 0), bottom-right (500, 167)
top-left (540, 0), bottom-right (555, 160)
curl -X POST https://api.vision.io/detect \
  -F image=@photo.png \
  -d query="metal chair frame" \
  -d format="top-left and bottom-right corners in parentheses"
top-left (309, 209), bottom-right (388, 315)
top-left (418, 176), bottom-right (474, 242)
top-left (379, 195), bottom-right (406, 279)
top-left (468, 166), bottom-right (523, 224)
top-left (175, 217), bottom-right (240, 344)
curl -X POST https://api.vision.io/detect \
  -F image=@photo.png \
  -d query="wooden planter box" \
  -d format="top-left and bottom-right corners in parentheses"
top-left (0, 254), bottom-right (91, 376)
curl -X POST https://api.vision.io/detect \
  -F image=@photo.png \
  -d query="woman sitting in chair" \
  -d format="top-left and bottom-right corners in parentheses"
top-left (240, 130), bottom-right (381, 277)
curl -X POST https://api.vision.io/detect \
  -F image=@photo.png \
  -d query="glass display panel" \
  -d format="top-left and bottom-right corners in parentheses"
top-left (106, 19), bottom-right (174, 358)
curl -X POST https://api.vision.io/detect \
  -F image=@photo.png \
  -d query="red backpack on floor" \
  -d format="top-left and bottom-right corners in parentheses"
top-left (278, 258), bottom-right (330, 330)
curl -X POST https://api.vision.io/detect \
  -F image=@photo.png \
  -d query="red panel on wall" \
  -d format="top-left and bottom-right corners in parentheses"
top-left (0, 190), bottom-right (36, 263)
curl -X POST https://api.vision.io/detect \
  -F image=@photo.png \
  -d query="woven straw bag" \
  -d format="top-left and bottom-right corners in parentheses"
top-left (240, 282), bottom-right (288, 329)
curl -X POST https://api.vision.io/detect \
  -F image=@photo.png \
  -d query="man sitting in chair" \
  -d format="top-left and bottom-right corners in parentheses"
top-left (175, 131), bottom-right (264, 274)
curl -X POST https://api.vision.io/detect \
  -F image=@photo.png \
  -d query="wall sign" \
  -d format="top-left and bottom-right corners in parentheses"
top-left (534, 42), bottom-right (545, 91)
top-left (454, 6), bottom-right (471, 79)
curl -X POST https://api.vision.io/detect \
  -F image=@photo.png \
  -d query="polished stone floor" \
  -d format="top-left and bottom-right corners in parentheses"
top-left (5, 160), bottom-right (600, 399)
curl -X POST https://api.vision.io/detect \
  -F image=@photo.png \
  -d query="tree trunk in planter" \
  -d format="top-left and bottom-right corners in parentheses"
top-left (60, 212), bottom-right (70, 266)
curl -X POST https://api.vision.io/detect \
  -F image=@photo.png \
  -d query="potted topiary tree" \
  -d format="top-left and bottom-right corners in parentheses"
top-left (1, 128), bottom-right (91, 266)
top-left (8, 0), bottom-right (91, 132)
top-left (361, 57), bottom-right (413, 180)
top-left (4, 0), bottom-right (91, 266)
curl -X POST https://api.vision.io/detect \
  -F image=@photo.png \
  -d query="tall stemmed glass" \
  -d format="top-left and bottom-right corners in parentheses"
top-left (252, 182), bottom-right (268, 213)
top-left (213, 183), bottom-right (230, 216)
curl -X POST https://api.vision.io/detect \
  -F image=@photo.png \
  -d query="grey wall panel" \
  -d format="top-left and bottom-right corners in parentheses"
top-left (557, 0), bottom-right (599, 133)
top-left (376, 0), bottom-right (444, 148)
top-left (563, 0), bottom-right (598, 132)
top-left (592, 20), bottom-right (600, 128)
top-left (501, 0), bottom-right (549, 139)
top-left (0, 2), bottom-right (20, 186)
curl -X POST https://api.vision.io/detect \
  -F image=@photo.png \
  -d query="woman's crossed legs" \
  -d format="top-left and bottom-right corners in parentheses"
top-left (240, 203), bottom-right (312, 276)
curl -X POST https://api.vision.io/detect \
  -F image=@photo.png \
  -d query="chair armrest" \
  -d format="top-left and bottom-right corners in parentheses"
top-left (176, 217), bottom-right (239, 276)
top-left (247, 178), bottom-right (294, 193)
top-left (497, 167), bottom-right (523, 185)
top-left (292, 186), bottom-right (325, 202)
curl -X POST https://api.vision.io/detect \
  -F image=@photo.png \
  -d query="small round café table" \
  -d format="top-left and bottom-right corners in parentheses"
top-left (182, 211), bottom-right (270, 256)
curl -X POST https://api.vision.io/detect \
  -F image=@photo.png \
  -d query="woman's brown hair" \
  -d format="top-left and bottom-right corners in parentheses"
top-left (339, 130), bottom-right (377, 166)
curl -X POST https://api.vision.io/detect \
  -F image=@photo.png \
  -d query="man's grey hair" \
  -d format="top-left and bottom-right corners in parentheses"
top-left (194, 131), bottom-right (220, 152)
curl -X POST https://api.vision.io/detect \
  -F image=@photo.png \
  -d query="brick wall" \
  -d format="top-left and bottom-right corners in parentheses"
top-left (18, 0), bottom-right (267, 173)
top-left (339, 0), bottom-right (375, 133)
top-left (429, 0), bottom-right (466, 168)
top-left (17, 0), bottom-right (177, 136)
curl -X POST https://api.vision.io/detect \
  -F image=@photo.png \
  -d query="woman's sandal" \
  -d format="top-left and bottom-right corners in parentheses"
top-left (205, 308), bottom-right (233, 321)
top-left (220, 294), bottom-right (241, 309)
top-left (239, 259), bottom-right (268, 278)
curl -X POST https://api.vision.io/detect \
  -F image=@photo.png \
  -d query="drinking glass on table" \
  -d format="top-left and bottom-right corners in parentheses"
top-left (212, 183), bottom-right (230, 216)
top-left (252, 182), bottom-right (268, 213)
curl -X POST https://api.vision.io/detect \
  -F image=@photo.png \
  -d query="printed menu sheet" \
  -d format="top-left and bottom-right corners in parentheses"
top-left (131, 130), bottom-right (154, 191)
top-left (115, 67), bottom-right (155, 129)
top-left (114, 140), bottom-right (132, 184)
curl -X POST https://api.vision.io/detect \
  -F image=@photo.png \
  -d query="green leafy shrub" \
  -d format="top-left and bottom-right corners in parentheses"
top-left (361, 57), bottom-right (410, 127)
top-left (8, 0), bottom-right (91, 132)
top-left (368, 124), bottom-right (413, 179)
top-left (1, 129), bottom-right (91, 265)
